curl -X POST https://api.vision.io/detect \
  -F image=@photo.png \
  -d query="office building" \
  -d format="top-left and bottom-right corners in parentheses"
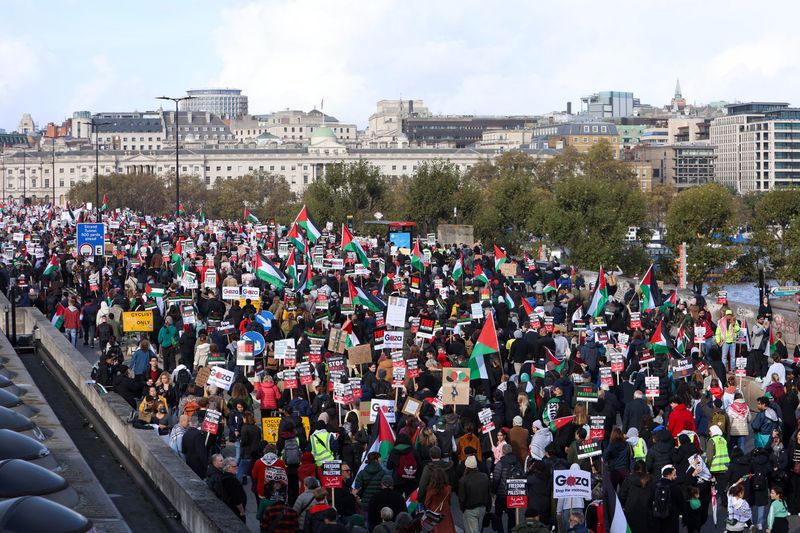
top-left (179, 89), bottom-right (248, 118)
top-left (229, 109), bottom-right (358, 145)
top-left (403, 115), bottom-right (535, 148)
top-left (632, 143), bottom-right (715, 190)
top-left (529, 122), bottom-right (620, 156)
top-left (580, 91), bottom-right (635, 118)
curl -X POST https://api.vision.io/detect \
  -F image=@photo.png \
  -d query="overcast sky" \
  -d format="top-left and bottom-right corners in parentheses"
top-left (2, 0), bottom-right (800, 131)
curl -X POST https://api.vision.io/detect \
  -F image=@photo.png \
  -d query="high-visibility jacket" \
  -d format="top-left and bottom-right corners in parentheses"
top-left (632, 437), bottom-right (647, 461)
top-left (709, 435), bottom-right (730, 472)
top-left (715, 318), bottom-right (740, 344)
top-left (310, 430), bottom-right (334, 466)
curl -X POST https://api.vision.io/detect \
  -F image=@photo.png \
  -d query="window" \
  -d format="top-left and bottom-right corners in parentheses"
top-left (44, 179), bottom-right (49, 188)
top-left (6, 169), bottom-right (11, 175)
top-left (270, 166), bottom-right (275, 171)
top-left (226, 166), bottom-right (232, 171)
top-left (31, 179), bottom-right (36, 187)
top-left (583, 137), bottom-right (588, 143)
top-left (280, 166), bottom-right (285, 171)
top-left (601, 126), bottom-right (607, 133)
top-left (59, 179), bottom-right (64, 187)
top-left (70, 168), bottom-right (75, 174)
top-left (216, 166), bottom-right (221, 171)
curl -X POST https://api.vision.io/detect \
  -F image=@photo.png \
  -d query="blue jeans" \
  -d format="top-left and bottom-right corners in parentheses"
top-left (722, 342), bottom-right (736, 369)
top-left (237, 458), bottom-right (252, 482)
top-left (65, 328), bottom-right (78, 346)
top-left (752, 504), bottom-right (767, 529)
top-left (703, 337), bottom-right (715, 356)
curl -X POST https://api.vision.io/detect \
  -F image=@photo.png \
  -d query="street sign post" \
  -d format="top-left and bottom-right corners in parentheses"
top-left (77, 223), bottom-right (105, 256)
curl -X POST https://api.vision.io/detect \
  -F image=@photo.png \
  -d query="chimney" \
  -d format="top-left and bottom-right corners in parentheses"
top-left (567, 102), bottom-right (572, 115)
top-left (187, 112), bottom-right (193, 123)
top-left (408, 100), bottom-right (414, 114)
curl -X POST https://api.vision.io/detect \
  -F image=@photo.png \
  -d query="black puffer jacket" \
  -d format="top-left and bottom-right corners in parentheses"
top-left (491, 453), bottom-right (522, 496)
top-left (645, 429), bottom-right (675, 475)
top-left (619, 471), bottom-right (654, 532)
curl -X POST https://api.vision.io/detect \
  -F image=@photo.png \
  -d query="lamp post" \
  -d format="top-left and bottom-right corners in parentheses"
top-left (22, 148), bottom-right (26, 204)
top-left (49, 135), bottom-right (56, 206)
top-left (90, 119), bottom-right (112, 222)
top-left (156, 95), bottom-right (195, 215)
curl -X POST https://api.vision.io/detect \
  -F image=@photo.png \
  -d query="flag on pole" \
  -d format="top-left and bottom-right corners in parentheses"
top-left (739, 320), bottom-right (751, 351)
top-left (347, 278), bottom-right (382, 312)
top-left (469, 312), bottom-right (497, 380)
top-left (177, 203), bottom-right (186, 216)
top-left (547, 347), bottom-right (567, 374)
top-left (521, 296), bottom-right (535, 317)
top-left (100, 194), bottom-right (108, 212)
top-left (286, 250), bottom-right (299, 289)
top-left (451, 253), bottom-right (464, 281)
top-left (649, 320), bottom-right (670, 354)
top-left (542, 280), bottom-right (557, 294)
top-left (764, 326), bottom-right (777, 356)
top-left (358, 408), bottom-right (395, 473)
top-left (244, 208), bottom-right (259, 224)
top-left (587, 267), bottom-right (608, 317)
top-left (675, 325), bottom-right (690, 355)
top-left (196, 207), bottom-right (205, 223)
top-left (503, 288), bottom-right (514, 309)
top-left (411, 238), bottom-right (424, 272)
top-left (604, 461), bottom-right (632, 533)
top-left (43, 254), bottom-right (59, 276)
top-left (294, 205), bottom-right (321, 243)
top-left (286, 223), bottom-right (306, 253)
top-left (254, 252), bottom-right (286, 288)
top-left (638, 264), bottom-right (659, 311)
top-left (341, 319), bottom-right (360, 348)
top-left (473, 264), bottom-right (490, 285)
top-left (493, 244), bottom-right (507, 271)
top-left (144, 283), bottom-right (165, 300)
top-left (341, 224), bottom-right (369, 267)
top-left (51, 303), bottom-right (65, 329)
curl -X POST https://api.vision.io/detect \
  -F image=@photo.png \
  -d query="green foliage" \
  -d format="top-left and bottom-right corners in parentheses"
top-left (751, 188), bottom-right (800, 282)
top-left (207, 171), bottom-right (298, 223)
top-left (68, 172), bottom-right (171, 213)
top-left (302, 160), bottom-right (386, 229)
top-left (472, 174), bottom-right (544, 252)
top-left (405, 160), bottom-right (461, 233)
top-left (665, 183), bottom-right (737, 285)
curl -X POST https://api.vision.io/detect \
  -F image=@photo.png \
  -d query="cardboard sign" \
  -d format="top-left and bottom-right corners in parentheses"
top-left (370, 399), bottom-right (396, 423)
top-left (671, 359), bottom-right (694, 380)
top-left (717, 291), bottom-right (727, 305)
top-left (347, 344), bottom-right (373, 366)
top-left (645, 376), bottom-right (660, 398)
top-left (553, 469), bottom-right (592, 499)
top-left (207, 366), bottom-right (235, 391)
top-left (576, 439), bottom-right (602, 459)
top-left (242, 286), bottom-right (260, 301)
top-left (610, 354), bottom-right (625, 373)
top-left (401, 396), bottom-right (423, 418)
top-left (599, 367), bottom-right (614, 388)
top-left (629, 312), bottom-right (641, 329)
top-left (639, 348), bottom-right (654, 365)
top-left (261, 416), bottom-right (311, 444)
top-left (499, 262), bottom-right (517, 278)
top-left (222, 286), bottom-right (240, 300)
top-left (506, 479), bottom-right (527, 508)
top-left (735, 357), bottom-right (747, 377)
top-left (321, 461), bottom-right (343, 488)
top-left (201, 409), bottom-right (221, 435)
top-left (442, 367), bottom-right (470, 405)
top-left (589, 416), bottom-right (605, 441)
top-left (575, 384), bottom-right (598, 403)
top-left (329, 328), bottom-right (347, 354)
top-left (122, 311), bottom-right (154, 332)
top-left (195, 366), bottom-right (211, 387)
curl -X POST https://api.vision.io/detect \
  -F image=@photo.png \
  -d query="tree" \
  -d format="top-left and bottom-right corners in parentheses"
top-left (207, 171), bottom-right (297, 222)
top-left (162, 174), bottom-right (208, 215)
top-left (68, 172), bottom-right (169, 214)
top-left (471, 173), bottom-right (544, 251)
top-left (544, 174), bottom-right (646, 269)
top-left (751, 189), bottom-right (800, 282)
top-left (665, 183), bottom-right (737, 287)
top-left (302, 161), bottom-right (386, 229)
top-left (644, 183), bottom-right (677, 229)
top-left (405, 160), bottom-right (460, 233)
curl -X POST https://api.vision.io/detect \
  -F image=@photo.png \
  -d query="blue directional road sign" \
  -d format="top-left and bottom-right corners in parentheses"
top-left (77, 223), bottom-right (106, 256)
top-left (255, 311), bottom-right (274, 331)
top-left (242, 331), bottom-right (266, 355)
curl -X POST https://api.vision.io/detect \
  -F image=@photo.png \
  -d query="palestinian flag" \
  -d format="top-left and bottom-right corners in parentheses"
top-left (381, 273), bottom-right (394, 293)
top-left (675, 325), bottom-right (691, 355)
top-left (660, 290), bottom-right (677, 311)
top-left (359, 408), bottom-right (395, 470)
top-left (739, 320), bottom-right (751, 351)
top-left (764, 326), bottom-right (777, 357)
top-left (411, 238), bottom-right (424, 272)
top-left (649, 320), bottom-right (670, 354)
top-left (51, 303), bottom-right (65, 329)
top-left (532, 366), bottom-right (546, 379)
top-left (493, 244), bottom-right (507, 271)
top-left (473, 264), bottom-right (490, 285)
top-left (521, 296), bottom-right (535, 317)
top-left (196, 207), bottom-right (205, 223)
top-left (254, 252), bottom-right (286, 288)
top-left (587, 267), bottom-right (608, 317)
top-left (347, 278), bottom-right (382, 312)
top-left (543, 280), bottom-right (557, 294)
top-left (469, 312), bottom-right (497, 380)
top-left (550, 415), bottom-right (575, 432)
top-left (451, 253), bottom-right (464, 281)
top-left (144, 283), bottom-right (164, 300)
top-left (286, 223), bottom-right (306, 253)
top-left (547, 347), bottom-right (567, 374)
top-left (294, 205), bottom-right (321, 243)
top-left (177, 203), bottom-right (186, 216)
top-left (405, 489), bottom-right (419, 515)
top-left (100, 194), bottom-right (108, 212)
top-left (341, 319), bottom-right (360, 348)
top-left (244, 208), bottom-right (259, 224)
top-left (170, 239), bottom-right (184, 277)
top-left (503, 288), bottom-right (515, 309)
top-left (286, 250), bottom-right (299, 289)
top-left (604, 462), bottom-right (632, 533)
top-left (43, 254), bottom-right (59, 276)
top-left (638, 264), bottom-right (659, 311)
top-left (341, 224), bottom-right (369, 267)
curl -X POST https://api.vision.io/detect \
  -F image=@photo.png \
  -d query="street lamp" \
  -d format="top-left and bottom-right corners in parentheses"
top-left (90, 119), bottom-right (113, 222)
top-left (21, 148), bottom-right (26, 204)
top-left (156, 95), bottom-right (195, 215)
top-left (46, 134), bottom-right (56, 206)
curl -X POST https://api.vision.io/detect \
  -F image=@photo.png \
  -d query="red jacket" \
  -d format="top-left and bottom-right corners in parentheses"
top-left (667, 403), bottom-right (696, 437)
top-left (63, 306), bottom-right (81, 330)
top-left (255, 381), bottom-right (281, 410)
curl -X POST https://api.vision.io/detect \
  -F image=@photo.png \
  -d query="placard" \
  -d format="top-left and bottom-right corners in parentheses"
top-left (499, 262), bottom-right (517, 278)
top-left (401, 396), bottom-right (422, 417)
top-left (553, 469), bottom-right (592, 500)
top-left (274, 338), bottom-right (296, 359)
top-left (195, 366), bottom-right (211, 387)
top-left (629, 312), bottom-right (641, 329)
top-left (261, 416), bottom-right (311, 444)
top-left (639, 348), bottom-right (654, 365)
top-left (694, 326), bottom-right (706, 339)
top-left (575, 384), bottom-right (598, 403)
top-left (321, 461), bottom-right (343, 488)
top-left (236, 340), bottom-right (255, 366)
top-left (383, 330), bottom-right (404, 349)
top-left (589, 416), bottom-right (605, 441)
top-left (406, 358), bottom-right (421, 379)
top-left (599, 367), bottom-right (613, 388)
top-left (442, 367), bottom-right (470, 405)
top-left (386, 296), bottom-right (408, 328)
top-left (717, 291), bottom-right (728, 305)
top-left (222, 286), bottom-right (240, 300)
top-left (122, 311), bottom-right (154, 332)
top-left (470, 303), bottom-right (484, 320)
top-left (610, 354), bottom-right (625, 373)
top-left (242, 286), bottom-right (260, 300)
top-left (204, 268), bottom-right (217, 288)
top-left (329, 328), bottom-right (347, 354)
top-left (671, 359), bottom-right (693, 380)
top-left (478, 408), bottom-right (495, 434)
top-left (282, 369), bottom-right (298, 389)
top-left (201, 409), bottom-right (221, 435)
top-left (506, 479), bottom-right (527, 508)
top-left (370, 399), bottom-right (396, 423)
top-left (207, 366), bottom-right (235, 391)
top-left (735, 357), bottom-right (747, 377)
top-left (645, 376), bottom-right (660, 398)
top-left (544, 316), bottom-right (554, 333)
top-left (576, 439), bottom-right (602, 459)
top-left (181, 305), bottom-right (196, 325)
top-left (347, 344), bottom-right (373, 366)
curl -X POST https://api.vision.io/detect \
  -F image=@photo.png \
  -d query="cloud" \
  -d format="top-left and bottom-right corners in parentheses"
top-left (0, 34), bottom-right (40, 101)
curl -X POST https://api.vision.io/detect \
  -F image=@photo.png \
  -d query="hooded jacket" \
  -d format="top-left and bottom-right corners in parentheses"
top-left (645, 430), bottom-right (675, 475)
top-left (751, 406), bottom-right (779, 436)
top-left (529, 422), bottom-right (553, 460)
top-left (667, 403), bottom-right (696, 437)
top-left (727, 399), bottom-right (751, 436)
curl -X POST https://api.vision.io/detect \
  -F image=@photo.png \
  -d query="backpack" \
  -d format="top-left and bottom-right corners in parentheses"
top-left (90, 361), bottom-right (100, 381)
top-left (175, 367), bottom-right (191, 395)
top-left (751, 471), bottom-right (767, 492)
top-left (283, 437), bottom-right (301, 466)
top-left (652, 484), bottom-right (671, 518)
top-left (397, 451), bottom-right (418, 481)
top-left (710, 411), bottom-right (727, 433)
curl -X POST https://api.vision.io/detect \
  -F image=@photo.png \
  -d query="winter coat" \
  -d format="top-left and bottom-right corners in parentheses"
top-left (529, 427), bottom-right (552, 460)
top-left (354, 462), bottom-right (385, 509)
top-left (603, 440), bottom-right (632, 472)
top-left (255, 381), bottom-right (281, 410)
top-left (727, 399), bottom-right (751, 437)
top-left (752, 407), bottom-right (779, 436)
top-left (622, 398), bottom-right (651, 432)
top-left (618, 471), bottom-right (654, 532)
top-left (492, 453), bottom-right (523, 497)
top-left (645, 430), bottom-right (675, 475)
top-left (667, 403), bottom-right (696, 437)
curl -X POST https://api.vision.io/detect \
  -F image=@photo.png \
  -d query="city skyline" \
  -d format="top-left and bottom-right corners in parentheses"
top-left (3, 0), bottom-right (800, 131)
